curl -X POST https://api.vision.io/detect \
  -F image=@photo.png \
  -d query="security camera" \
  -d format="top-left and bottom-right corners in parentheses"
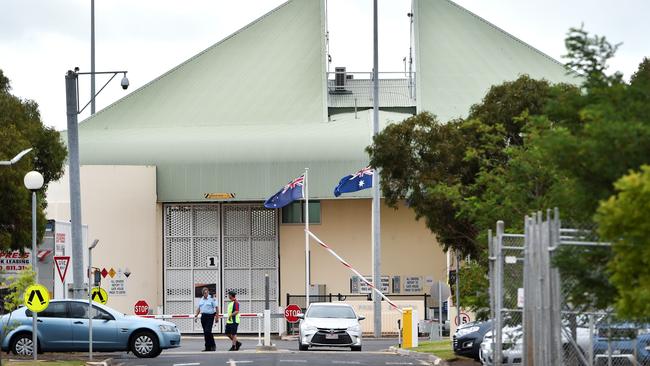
top-left (121, 74), bottom-right (129, 90)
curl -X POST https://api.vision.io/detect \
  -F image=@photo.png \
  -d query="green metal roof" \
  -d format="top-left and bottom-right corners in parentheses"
top-left (78, 110), bottom-right (411, 201)
top-left (414, 0), bottom-right (579, 122)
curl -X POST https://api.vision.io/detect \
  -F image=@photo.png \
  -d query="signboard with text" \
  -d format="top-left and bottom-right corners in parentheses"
top-left (350, 275), bottom-right (390, 294)
top-left (404, 276), bottom-right (423, 293)
top-left (0, 250), bottom-right (31, 274)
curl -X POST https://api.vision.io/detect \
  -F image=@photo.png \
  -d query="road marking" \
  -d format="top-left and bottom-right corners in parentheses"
top-left (332, 362), bottom-right (360, 365)
top-left (174, 363), bottom-right (200, 366)
top-left (280, 361), bottom-right (308, 363)
top-left (228, 360), bottom-right (253, 366)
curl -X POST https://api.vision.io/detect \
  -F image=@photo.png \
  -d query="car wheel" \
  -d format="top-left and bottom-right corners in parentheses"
top-left (130, 331), bottom-right (161, 358)
top-left (11, 333), bottom-right (37, 356)
top-left (298, 341), bottom-right (309, 351)
top-left (351, 345), bottom-right (362, 352)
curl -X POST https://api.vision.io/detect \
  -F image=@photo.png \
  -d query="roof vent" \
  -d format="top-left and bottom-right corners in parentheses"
top-left (335, 67), bottom-right (347, 91)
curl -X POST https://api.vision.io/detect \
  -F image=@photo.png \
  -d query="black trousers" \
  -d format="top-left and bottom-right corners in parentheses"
top-left (200, 313), bottom-right (216, 349)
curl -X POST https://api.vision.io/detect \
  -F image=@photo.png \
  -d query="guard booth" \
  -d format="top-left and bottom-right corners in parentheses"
top-left (163, 203), bottom-right (280, 333)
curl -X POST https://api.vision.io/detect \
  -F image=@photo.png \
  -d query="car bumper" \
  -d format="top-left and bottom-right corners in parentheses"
top-left (301, 330), bottom-right (362, 347)
top-left (159, 332), bottom-right (182, 348)
top-left (453, 335), bottom-right (482, 359)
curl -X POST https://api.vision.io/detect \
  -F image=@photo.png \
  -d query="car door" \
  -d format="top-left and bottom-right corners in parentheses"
top-left (69, 302), bottom-right (119, 351)
top-left (29, 302), bottom-right (73, 350)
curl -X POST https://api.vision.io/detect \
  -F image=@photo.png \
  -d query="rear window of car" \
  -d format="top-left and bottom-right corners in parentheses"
top-left (26, 302), bottom-right (67, 318)
top-left (306, 306), bottom-right (356, 319)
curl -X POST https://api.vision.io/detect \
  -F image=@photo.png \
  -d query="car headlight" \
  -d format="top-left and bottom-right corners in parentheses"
top-left (302, 324), bottom-right (318, 333)
top-left (638, 328), bottom-right (650, 335)
top-left (347, 324), bottom-right (361, 333)
top-left (159, 325), bottom-right (177, 332)
top-left (456, 326), bottom-right (480, 337)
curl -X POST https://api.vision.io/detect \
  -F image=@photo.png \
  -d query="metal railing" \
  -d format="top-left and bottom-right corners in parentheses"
top-left (326, 71), bottom-right (416, 109)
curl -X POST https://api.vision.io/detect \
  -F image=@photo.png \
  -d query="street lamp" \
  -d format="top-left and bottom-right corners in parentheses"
top-left (24, 170), bottom-right (44, 360)
top-left (0, 148), bottom-right (33, 166)
top-left (88, 239), bottom-right (99, 360)
top-left (65, 68), bottom-right (128, 300)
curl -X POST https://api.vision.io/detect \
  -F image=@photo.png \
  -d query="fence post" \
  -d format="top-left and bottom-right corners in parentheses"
top-left (523, 215), bottom-right (533, 366)
top-left (495, 221), bottom-right (504, 366)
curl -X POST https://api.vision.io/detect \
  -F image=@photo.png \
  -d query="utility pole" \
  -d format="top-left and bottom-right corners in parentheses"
top-left (90, 0), bottom-right (96, 114)
top-left (371, 0), bottom-right (382, 338)
top-left (65, 70), bottom-right (85, 300)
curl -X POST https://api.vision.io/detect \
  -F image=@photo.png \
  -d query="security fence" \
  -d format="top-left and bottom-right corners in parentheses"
top-left (489, 210), bottom-right (648, 366)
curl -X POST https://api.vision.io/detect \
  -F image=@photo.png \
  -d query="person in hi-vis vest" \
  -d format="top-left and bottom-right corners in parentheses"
top-left (225, 290), bottom-right (241, 351)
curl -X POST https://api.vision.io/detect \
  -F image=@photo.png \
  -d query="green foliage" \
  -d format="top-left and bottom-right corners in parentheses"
top-left (563, 24), bottom-right (622, 86)
top-left (596, 166), bottom-right (650, 320)
top-left (1, 266), bottom-right (36, 312)
top-left (0, 69), bottom-right (67, 250)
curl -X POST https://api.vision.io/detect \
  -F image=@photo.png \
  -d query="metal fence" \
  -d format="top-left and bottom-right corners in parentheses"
top-left (326, 71), bottom-right (416, 109)
top-left (489, 210), bottom-right (648, 366)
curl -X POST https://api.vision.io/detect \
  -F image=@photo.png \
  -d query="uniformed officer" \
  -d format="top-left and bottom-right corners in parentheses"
top-left (225, 290), bottom-right (241, 351)
top-left (194, 287), bottom-right (218, 351)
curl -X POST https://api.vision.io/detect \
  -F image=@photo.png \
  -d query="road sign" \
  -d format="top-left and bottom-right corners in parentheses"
top-left (24, 284), bottom-right (50, 313)
top-left (454, 312), bottom-right (471, 326)
top-left (91, 287), bottom-right (108, 304)
top-left (284, 304), bottom-right (302, 323)
top-left (53, 256), bottom-right (71, 283)
top-left (134, 300), bottom-right (149, 315)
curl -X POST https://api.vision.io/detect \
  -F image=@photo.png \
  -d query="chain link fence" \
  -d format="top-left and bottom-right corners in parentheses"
top-left (487, 209), bottom-right (649, 366)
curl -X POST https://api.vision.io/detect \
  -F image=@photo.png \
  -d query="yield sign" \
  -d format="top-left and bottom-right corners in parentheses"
top-left (53, 256), bottom-right (71, 283)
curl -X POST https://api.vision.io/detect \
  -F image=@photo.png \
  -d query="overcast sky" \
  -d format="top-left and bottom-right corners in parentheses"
top-left (1, 0), bottom-right (648, 131)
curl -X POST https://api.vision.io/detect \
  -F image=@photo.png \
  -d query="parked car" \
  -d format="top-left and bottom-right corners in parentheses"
top-left (593, 322), bottom-right (650, 366)
top-left (479, 324), bottom-right (591, 366)
top-left (453, 320), bottom-right (493, 360)
top-left (298, 303), bottom-right (364, 351)
top-left (1, 299), bottom-right (180, 358)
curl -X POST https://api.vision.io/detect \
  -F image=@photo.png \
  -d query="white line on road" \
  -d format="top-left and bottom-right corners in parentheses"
top-left (280, 361), bottom-right (308, 363)
top-left (228, 360), bottom-right (254, 366)
top-left (174, 363), bottom-right (201, 366)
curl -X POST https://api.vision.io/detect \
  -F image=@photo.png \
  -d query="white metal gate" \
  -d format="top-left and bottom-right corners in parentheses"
top-left (222, 204), bottom-right (279, 333)
top-left (163, 203), bottom-right (278, 333)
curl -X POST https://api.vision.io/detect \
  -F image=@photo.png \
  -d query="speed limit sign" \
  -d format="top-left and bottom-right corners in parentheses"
top-left (455, 312), bottom-right (471, 326)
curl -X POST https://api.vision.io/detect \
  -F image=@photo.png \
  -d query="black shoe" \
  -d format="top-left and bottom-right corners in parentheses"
top-left (228, 345), bottom-right (235, 351)
top-left (236, 341), bottom-right (242, 350)
top-left (202, 348), bottom-right (211, 352)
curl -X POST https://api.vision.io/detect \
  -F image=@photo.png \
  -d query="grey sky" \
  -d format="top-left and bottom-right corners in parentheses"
top-left (1, 0), bottom-right (648, 131)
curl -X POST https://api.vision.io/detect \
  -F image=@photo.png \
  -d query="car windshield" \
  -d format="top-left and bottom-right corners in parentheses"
top-left (306, 305), bottom-right (356, 319)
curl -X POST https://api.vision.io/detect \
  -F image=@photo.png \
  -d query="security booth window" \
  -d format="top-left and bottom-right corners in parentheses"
top-left (281, 201), bottom-right (320, 224)
top-left (26, 302), bottom-right (67, 318)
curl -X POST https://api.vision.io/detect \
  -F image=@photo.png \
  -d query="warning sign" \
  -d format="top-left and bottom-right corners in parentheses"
top-left (24, 284), bottom-right (50, 312)
top-left (108, 278), bottom-right (126, 296)
top-left (91, 287), bottom-right (108, 304)
top-left (53, 256), bottom-right (70, 283)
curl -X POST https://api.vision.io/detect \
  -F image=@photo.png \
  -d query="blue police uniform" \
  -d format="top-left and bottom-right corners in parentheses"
top-left (197, 295), bottom-right (217, 351)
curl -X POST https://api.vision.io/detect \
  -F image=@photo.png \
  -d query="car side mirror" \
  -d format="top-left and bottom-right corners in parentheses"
top-left (296, 314), bottom-right (304, 319)
top-left (358, 316), bottom-right (366, 321)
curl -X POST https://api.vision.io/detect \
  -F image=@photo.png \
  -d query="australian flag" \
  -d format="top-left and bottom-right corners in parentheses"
top-left (264, 175), bottom-right (305, 209)
top-left (334, 167), bottom-right (374, 197)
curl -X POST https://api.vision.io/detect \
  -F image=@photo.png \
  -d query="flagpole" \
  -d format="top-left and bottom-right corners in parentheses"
top-left (371, 0), bottom-right (382, 338)
top-left (304, 168), bottom-right (310, 310)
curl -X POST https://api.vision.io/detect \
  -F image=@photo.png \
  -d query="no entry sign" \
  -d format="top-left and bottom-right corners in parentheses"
top-left (134, 300), bottom-right (150, 316)
top-left (284, 304), bottom-right (302, 323)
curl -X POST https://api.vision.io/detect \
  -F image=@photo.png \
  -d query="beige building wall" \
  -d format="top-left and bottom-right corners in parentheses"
top-left (279, 199), bottom-right (447, 305)
top-left (46, 165), bottom-right (160, 314)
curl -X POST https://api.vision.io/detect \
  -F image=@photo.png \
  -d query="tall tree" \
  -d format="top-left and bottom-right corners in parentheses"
top-left (0, 69), bottom-right (67, 250)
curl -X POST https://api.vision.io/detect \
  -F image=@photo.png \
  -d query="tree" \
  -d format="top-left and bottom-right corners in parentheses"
top-left (0, 69), bottom-right (67, 250)
top-left (596, 166), bottom-right (650, 321)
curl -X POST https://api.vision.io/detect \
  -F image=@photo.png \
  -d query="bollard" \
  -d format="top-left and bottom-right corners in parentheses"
top-left (257, 316), bottom-right (262, 346)
top-left (402, 308), bottom-right (413, 348)
top-left (264, 309), bottom-right (272, 346)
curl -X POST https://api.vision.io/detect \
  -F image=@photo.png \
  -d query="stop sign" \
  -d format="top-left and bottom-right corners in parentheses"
top-left (284, 304), bottom-right (302, 323)
top-left (134, 300), bottom-right (149, 316)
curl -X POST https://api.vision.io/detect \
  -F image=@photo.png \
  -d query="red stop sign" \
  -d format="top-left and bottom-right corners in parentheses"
top-left (134, 300), bottom-right (149, 316)
top-left (284, 304), bottom-right (302, 323)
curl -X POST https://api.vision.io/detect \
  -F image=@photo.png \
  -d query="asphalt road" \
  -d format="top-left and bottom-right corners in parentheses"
top-left (109, 337), bottom-right (433, 366)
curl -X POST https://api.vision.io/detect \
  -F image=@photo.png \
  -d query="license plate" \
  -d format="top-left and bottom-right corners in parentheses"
top-left (325, 334), bottom-right (339, 340)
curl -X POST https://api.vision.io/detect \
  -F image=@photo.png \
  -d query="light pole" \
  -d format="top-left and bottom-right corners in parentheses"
top-left (65, 68), bottom-right (128, 300)
top-left (88, 239), bottom-right (99, 360)
top-left (24, 170), bottom-right (44, 360)
top-left (0, 148), bottom-right (33, 166)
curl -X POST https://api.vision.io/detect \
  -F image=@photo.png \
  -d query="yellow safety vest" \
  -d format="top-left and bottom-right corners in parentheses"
top-left (226, 301), bottom-right (240, 324)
